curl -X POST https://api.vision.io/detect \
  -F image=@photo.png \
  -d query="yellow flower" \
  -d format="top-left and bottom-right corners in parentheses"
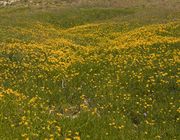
top-left (65, 138), bottom-right (72, 140)
top-left (74, 136), bottom-right (81, 140)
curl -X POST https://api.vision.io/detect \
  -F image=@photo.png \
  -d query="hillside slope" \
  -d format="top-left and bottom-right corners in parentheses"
top-left (0, 5), bottom-right (180, 140)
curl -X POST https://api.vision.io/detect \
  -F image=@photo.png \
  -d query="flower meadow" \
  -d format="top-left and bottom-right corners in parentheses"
top-left (0, 7), bottom-right (180, 140)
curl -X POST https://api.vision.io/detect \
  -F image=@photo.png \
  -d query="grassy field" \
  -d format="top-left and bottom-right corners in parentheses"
top-left (0, 2), bottom-right (180, 140)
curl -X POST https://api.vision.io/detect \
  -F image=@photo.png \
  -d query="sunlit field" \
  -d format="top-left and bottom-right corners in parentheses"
top-left (0, 1), bottom-right (180, 140)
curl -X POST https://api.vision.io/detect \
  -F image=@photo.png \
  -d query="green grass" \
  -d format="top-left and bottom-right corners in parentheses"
top-left (0, 5), bottom-right (180, 140)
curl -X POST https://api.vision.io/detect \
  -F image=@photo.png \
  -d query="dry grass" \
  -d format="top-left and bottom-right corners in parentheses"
top-left (1, 0), bottom-right (180, 10)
